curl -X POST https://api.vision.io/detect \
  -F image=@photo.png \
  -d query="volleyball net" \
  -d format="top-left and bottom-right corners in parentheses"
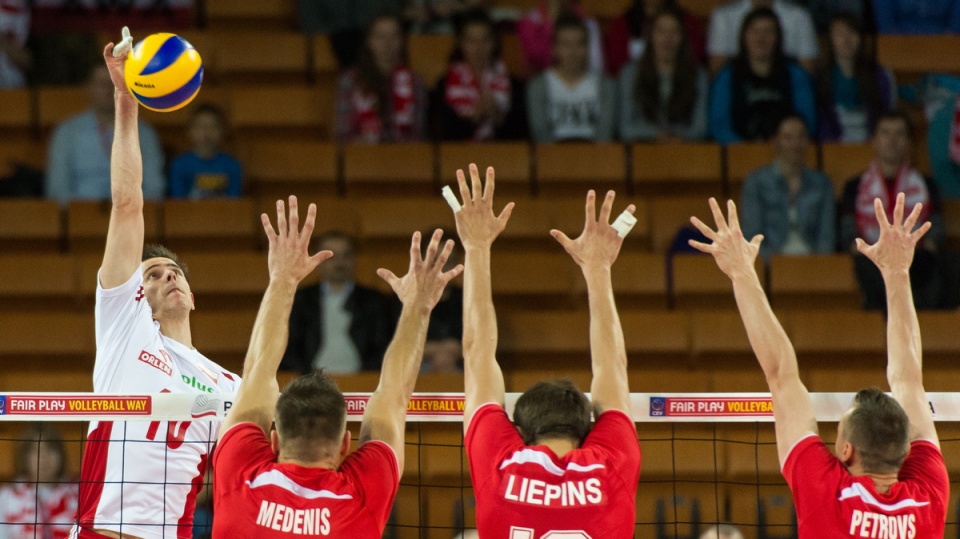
top-left (2, 392), bottom-right (960, 539)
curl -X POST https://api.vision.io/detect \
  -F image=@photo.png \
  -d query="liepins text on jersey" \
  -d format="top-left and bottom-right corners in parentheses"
top-left (503, 474), bottom-right (603, 507)
top-left (256, 501), bottom-right (331, 535)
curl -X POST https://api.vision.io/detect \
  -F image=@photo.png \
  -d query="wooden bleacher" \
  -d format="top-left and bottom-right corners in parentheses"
top-left (535, 143), bottom-right (627, 194)
top-left (633, 142), bottom-right (722, 195)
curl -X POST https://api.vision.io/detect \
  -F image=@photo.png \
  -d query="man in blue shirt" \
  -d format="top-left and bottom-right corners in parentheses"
top-left (168, 104), bottom-right (244, 198)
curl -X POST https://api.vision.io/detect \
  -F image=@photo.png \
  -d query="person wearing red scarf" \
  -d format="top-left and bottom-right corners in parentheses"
top-left (839, 110), bottom-right (946, 310)
top-left (336, 15), bottom-right (427, 144)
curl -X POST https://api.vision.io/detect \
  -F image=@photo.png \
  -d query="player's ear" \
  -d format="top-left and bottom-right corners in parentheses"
top-left (340, 430), bottom-right (351, 457)
top-left (270, 429), bottom-right (280, 455)
top-left (840, 441), bottom-right (854, 466)
top-left (190, 293), bottom-right (196, 311)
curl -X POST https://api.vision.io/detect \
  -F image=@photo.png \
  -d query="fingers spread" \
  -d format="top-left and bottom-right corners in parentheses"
top-left (873, 198), bottom-right (889, 229)
top-left (275, 200), bottom-right (288, 238)
top-left (904, 202), bottom-right (923, 232)
top-left (469, 163), bottom-right (482, 202)
top-left (550, 229), bottom-right (573, 249)
top-left (287, 195), bottom-right (299, 236)
top-left (457, 169), bottom-right (471, 206)
top-left (854, 238), bottom-right (867, 255)
top-left (893, 192), bottom-right (905, 226)
top-left (911, 221), bottom-right (933, 242)
top-left (432, 237), bottom-right (455, 272)
top-left (443, 264), bottom-right (465, 282)
top-left (689, 216), bottom-right (718, 241)
top-left (377, 268), bottom-right (399, 287)
top-left (483, 166), bottom-right (495, 200)
top-left (584, 190), bottom-right (597, 227)
top-left (727, 200), bottom-right (741, 232)
top-left (688, 239), bottom-right (714, 253)
top-left (260, 213), bottom-right (277, 241)
top-left (749, 234), bottom-right (764, 248)
top-left (309, 250), bottom-right (334, 266)
top-left (409, 231), bottom-right (422, 274)
top-left (599, 190), bottom-right (615, 224)
top-left (497, 201), bottom-right (515, 224)
top-left (300, 203), bottom-right (317, 242)
top-left (708, 198), bottom-right (728, 232)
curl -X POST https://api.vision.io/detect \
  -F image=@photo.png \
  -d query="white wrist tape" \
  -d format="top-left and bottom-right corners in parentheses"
top-left (611, 210), bottom-right (637, 238)
top-left (441, 186), bottom-right (462, 213)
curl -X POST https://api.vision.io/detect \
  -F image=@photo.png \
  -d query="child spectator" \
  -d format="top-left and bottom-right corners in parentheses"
top-left (336, 14), bottom-right (428, 143)
top-left (516, 0), bottom-right (604, 73)
top-left (168, 104), bottom-right (243, 199)
top-left (816, 12), bottom-right (896, 142)
top-left (432, 8), bottom-right (527, 141)
top-left (605, 0), bottom-right (706, 76)
top-left (709, 7), bottom-right (817, 144)
top-left (527, 14), bottom-right (617, 142)
top-left (619, 8), bottom-right (708, 142)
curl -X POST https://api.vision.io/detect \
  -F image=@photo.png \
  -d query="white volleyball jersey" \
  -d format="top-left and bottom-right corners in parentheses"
top-left (72, 270), bottom-right (240, 539)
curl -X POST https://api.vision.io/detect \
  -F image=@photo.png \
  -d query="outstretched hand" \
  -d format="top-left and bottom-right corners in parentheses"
top-left (378, 229), bottom-right (464, 311)
top-left (261, 196), bottom-right (333, 286)
top-left (450, 164), bottom-right (515, 249)
top-left (689, 198), bottom-right (763, 280)
top-left (551, 190), bottom-right (634, 271)
top-left (856, 193), bottom-right (931, 277)
top-left (102, 27), bottom-right (132, 93)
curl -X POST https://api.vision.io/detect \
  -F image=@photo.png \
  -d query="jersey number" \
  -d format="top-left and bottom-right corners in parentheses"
top-left (510, 528), bottom-right (592, 539)
top-left (145, 421), bottom-right (191, 450)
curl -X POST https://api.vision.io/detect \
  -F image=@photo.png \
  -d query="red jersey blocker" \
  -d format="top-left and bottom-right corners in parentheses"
top-left (466, 403), bottom-right (641, 539)
top-left (783, 435), bottom-right (949, 539)
top-left (211, 423), bottom-right (399, 539)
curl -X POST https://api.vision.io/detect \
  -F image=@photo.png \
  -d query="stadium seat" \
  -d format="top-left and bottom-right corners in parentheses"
top-left (689, 309), bottom-right (754, 359)
top-left (419, 424), bottom-right (469, 485)
top-left (944, 199), bottom-right (960, 250)
top-left (357, 196), bottom-right (456, 246)
top-left (229, 84), bottom-right (333, 138)
top-left (67, 200), bottom-right (160, 252)
top-left (38, 86), bottom-right (88, 131)
top-left (190, 307), bottom-right (258, 368)
top-left (621, 309), bottom-right (689, 355)
top-left (0, 312), bottom-right (93, 357)
top-left (0, 139), bottom-right (46, 179)
top-left (343, 143), bottom-right (436, 193)
top-left (917, 311), bottom-right (960, 363)
top-left (182, 251), bottom-right (268, 299)
top-left (0, 254), bottom-right (74, 304)
top-left (204, 0), bottom-right (296, 29)
top-left (500, 32), bottom-right (528, 80)
top-left (498, 308), bottom-right (589, 361)
top-left (535, 143), bottom-right (627, 193)
top-left (212, 31), bottom-right (308, 83)
top-left (163, 198), bottom-right (259, 251)
top-left (785, 309), bottom-right (885, 359)
top-left (727, 482), bottom-right (797, 539)
top-left (0, 199), bottom-right (61, 251)
top-left (820, 143), bottom-right (873, 196)
top-left (719, 424), bottom-right (780, 479)
top-left (408, 34), bottom-right (456, 87)
top-left (636, 480), bottom-right (725, 538)
top-left (768, 255), bottom-right (859, 309)
top-left (672, 255), bottom-right (763, 309)
top-left (507, 369), bottom-right (592, 392)
top-left (438, 142), bottom-right (533, 194)
top-left (0, 88), bottom-right (33, 138)
top-left (632, 142), bottom-right (722, 195)
top-left (311, 35), bottom-right (338, 81)
top-left (241, 139), bottom-right (338, 199)
top-left (600, 252), bottom-right (668, 307)
top-left (649, 196), bottom-right (715, 253)
top-left (580, 0), bottom-right (631, 18)
top-left (491, 195), bottom-right (555, 244)
top-left (0, 369), bottom-right (91, 392)
top-left (876, 35), bottom-right (960, 77)
top-left (422, 485), bottom-right (475, 534)
top-left (491, 251), bottom-right (578, 306)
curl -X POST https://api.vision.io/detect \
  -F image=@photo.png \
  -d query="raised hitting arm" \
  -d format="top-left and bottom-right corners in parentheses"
top-left (690, 198), bottom-right (817, 466)
top-left (99, 30), bottom-right (148, 289)
top-left (359, 230), bottom-right (463, 471)
top-left (551, 190), bottom-right (633, 414)
top-left (451, 164), bottom-right (515, 431)
top-left (856, 193), bottom-right (938, 447)
top-left (219, 197), bottom-right (333, 440)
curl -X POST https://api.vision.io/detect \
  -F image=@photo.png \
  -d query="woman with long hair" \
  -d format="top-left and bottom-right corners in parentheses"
top-left (709, 7), bottom-right (817, 144)
top-left (816, 12), bottom-right (896, 142)
top-left (619, 8), bottom-right (707, 142)
top-left (605, 0), bottom-right (706, 75)
top-left (335, 14), bottom-right (427, 143)
top-left (432, 8), bottom-right (527, 141)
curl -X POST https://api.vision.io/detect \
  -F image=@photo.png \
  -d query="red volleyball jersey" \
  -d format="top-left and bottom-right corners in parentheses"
top-left (465, 403), bottom-right (640, 539)
top-left (782, 434), bottom-right (949, 539)
top-left (211, 423), bottom-right (399, 539)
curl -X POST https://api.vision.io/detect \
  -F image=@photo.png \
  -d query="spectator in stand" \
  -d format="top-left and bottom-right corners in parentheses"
top-left (707, 0), bottom-right (819, 73)
top-left (619, 8), bottom-right (708, 142)
top-left (700, 525), bottom-right (745, 539)
top-left (927, 95), bottom-right (960, 199)
top-left (0, 0), bottom-right (31, 87)
top-left (816, 12), bottom-right (896, 143)
top-left (839, 110), bottom-right (945, 310)
top-left (281, 230), bottom-right (393, 374)
top-left (297, 0), bottom-right (401, 68)
top-left (605, 0), bottom-right (707, 76)
top-left (0, 424), bottom-right (77, 539)
top-left (740, 113), bottom-right (835, 262)
top-left (405, 0), bottom-right (489, 34)
top-left (46, 64), bottom-right (164, 205)
top-left (800, 0), bottom-right (872, 34)
top-left (336, 14), bottom-right (427, 144)
top-left (432, 8), bottom-right (527, 141)
top-left (709, 7), bottom-right (817, 144)
top-left (874, 0), bottom-right (960, 34)
top-left (516, 0), bottom-right (604, 74)
top-left (527, 14), bottom-right (617, 142)
top-left (168, 104), bottom-right (243, 199)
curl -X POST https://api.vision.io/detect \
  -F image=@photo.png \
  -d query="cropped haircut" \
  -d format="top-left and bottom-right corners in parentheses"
top-left (845, 388), bottom-right (910, 474)
top-left (513, 379), bottom-right (593, 445)
top-left (15, 424), bottom-right (66, 479)
top-left (874, 109), bottom-right (915, 141)
top-left (314, 229), bottom-right (357, 253)
top-left (142, 244), bottom-right (190, 282)
top-left (275, 371), bottom-right (347, 461)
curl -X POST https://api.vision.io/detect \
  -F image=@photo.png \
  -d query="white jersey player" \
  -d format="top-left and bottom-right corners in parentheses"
top-left (70, 34), bottom-right (240, 539)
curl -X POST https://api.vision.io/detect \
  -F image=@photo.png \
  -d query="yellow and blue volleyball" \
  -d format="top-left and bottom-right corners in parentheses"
top-left (124, 33), bottom-right (203, 112)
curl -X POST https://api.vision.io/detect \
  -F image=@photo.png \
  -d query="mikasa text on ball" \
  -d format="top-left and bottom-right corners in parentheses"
top-left (124, 33), bottom-right (203, 112)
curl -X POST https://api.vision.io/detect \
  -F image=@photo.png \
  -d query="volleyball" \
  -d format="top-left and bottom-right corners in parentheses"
top-left (123, 33), bottom-right (203, 112)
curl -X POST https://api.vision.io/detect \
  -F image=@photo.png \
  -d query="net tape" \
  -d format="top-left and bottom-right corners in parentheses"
top-left (0, 392), bottom-right (953, 422)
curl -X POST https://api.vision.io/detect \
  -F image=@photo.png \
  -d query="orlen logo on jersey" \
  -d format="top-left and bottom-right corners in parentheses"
top-left (139, 350), bottom-right (172, 376)
top-left (181, 375), bottom-right (215, 393)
